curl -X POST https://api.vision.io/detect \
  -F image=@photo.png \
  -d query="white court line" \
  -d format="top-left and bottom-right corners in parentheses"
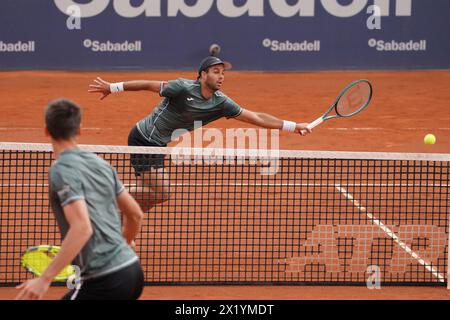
top-left (335, 184), bottom-right (446, 283)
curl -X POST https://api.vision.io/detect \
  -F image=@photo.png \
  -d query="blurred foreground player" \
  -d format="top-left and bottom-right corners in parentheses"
top-left (16, 99), bottom-right (144, 300)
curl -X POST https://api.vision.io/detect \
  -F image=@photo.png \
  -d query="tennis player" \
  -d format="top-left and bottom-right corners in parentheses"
top-left (89, 56), bottom-right (312, 212)
top-left (15, 99), bottom-right (145, 300)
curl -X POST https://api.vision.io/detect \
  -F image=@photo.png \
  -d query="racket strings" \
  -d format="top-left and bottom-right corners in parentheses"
top-left (336, 82), bottom-right (371, 116)
top-left (21, 249), bottom-right (75, 281)
top-left (22, 251), bottom-right (54, 274)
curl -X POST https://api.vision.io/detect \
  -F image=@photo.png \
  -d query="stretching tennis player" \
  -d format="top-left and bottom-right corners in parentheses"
top-left (15, 99), bottom-right (144, 300)
top-left (89, 56), bottom-right (312, 212)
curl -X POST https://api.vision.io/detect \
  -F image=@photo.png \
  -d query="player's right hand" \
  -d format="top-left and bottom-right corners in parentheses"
top-left (295, 123), bottom-right (312, 136)
top-left (88, 77), bottom-right (111, 100)
top-left (15, 277), bottom-right (51, 300)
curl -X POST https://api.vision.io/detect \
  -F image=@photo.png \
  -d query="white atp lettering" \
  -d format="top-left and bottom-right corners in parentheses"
top-left (391, 225), bottom-right (446, 275)
top-left (281, 224), bottom-right (447, 278)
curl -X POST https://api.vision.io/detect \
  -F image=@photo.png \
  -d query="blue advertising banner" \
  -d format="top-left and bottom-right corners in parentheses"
top-left (0, 0), bottom-right (449, 71)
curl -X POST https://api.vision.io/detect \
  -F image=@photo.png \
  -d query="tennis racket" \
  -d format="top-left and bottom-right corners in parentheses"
top-left (305, 79), bottom-right (373, 131)
top-left (21, 245), bottom-right (76, 282)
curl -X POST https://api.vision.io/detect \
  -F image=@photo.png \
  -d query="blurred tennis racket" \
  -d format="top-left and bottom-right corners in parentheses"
top-left (305, 79), bottom-right (373, 132)
top-left (21, 245), bottom-right (76, 282)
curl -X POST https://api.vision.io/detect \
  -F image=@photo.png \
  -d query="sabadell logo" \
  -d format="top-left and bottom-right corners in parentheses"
top-left (0, 41), bottom-right (35, 52)
top-left (53, 0), bottom-right (413, 18)
top-left (368, 39), bottom-right (427, 52)
top-left (83, 39), bottom-right (142, 52)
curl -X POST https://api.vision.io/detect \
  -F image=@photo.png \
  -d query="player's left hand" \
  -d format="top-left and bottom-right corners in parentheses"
top-left (15, 277), bottom-right (51, 300)
top-left (88, 77), bottom-right (111, 100)
top-left (295, 123), bottom-right (312, 136)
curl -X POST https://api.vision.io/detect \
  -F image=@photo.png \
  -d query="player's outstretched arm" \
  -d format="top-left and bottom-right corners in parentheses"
top-left (117, 189), bottom-right (144, 247)
top-left (15, 200), bottom-right (93, 300)
top-left (88, 77), bottom-right (162, 100)
top-left (235, 109), bottom-right (312, 136)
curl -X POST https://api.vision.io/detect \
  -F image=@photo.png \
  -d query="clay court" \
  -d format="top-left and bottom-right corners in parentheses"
top-left (0, 70), bottom-right (449, 299)
top-left (1, 70), bottom-right (449, 153)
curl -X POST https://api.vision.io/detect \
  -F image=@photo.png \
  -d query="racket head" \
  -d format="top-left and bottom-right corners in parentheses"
top-left (335, 79), bottom-right (373, 117)
top-left (21, 245), bottom-right (75, 282)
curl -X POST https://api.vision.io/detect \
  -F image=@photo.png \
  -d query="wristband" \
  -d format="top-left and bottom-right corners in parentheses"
top-left (282, 120), bottom-right (296, 132)
top-left (110, 82), bottom-right (124, 93)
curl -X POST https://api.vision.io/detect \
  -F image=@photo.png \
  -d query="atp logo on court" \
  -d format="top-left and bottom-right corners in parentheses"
top-left (279, 224), bottom-right (447, 283)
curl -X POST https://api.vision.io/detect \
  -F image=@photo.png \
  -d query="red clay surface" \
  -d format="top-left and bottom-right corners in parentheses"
top-left (1, 286), bottom-right (450, 300)
top-left (0, 70), bottom-right (449, 152)
top-left (0, 70), bottom-right (449, 300)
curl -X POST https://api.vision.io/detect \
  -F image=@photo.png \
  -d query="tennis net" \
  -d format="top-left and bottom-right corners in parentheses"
top-left (0, 142), bottom-right (449, 286)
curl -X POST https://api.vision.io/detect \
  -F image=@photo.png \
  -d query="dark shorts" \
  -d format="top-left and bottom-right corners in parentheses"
top-left (128, 126), bottom-right (166, 174)
top-left (62, 261), bottom-right (144, 300)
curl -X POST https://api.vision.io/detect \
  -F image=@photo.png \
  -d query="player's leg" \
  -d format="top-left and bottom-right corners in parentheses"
top-left (129, 167), bottom-right (171, 212)
top-left (127, 126), bottom-right (171, 212)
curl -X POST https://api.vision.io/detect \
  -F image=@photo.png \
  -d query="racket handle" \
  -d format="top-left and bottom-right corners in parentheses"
top-left (307, 117), bottom-right (324, 130)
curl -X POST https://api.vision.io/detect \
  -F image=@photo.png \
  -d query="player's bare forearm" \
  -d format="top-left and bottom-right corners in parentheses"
top-left (40, 224), bottom-right (91, 282)
top-left (235, 109), bottom-right (311, 135)
top-left (89, 77), bottom-right (162, 100)
top-left (122, 216), bottom-right (140, 246)
top-left (236, 110), bottom-right (282, 129)
top-left (40, 200), bottom-right (93, 282)
top-left (122, 211), bottom-right (142, 244)
top-left (117, 190), bottom-right (144, 244)
top-left (123, 80), bottom-right (161, 92)
top-left (16, 215), bottom-right (92, 300)
top-left (253, 112), bottom-right (284, 129)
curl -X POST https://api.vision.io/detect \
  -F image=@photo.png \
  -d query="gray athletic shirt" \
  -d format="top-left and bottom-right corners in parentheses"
top-left (49, 148), bottom-right (137, 280)
top-left (136, 78), bottom-right (243, 146)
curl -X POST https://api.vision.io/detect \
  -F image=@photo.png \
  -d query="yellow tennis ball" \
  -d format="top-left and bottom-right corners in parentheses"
top-left (424, 134), bottom-right (436, 145)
